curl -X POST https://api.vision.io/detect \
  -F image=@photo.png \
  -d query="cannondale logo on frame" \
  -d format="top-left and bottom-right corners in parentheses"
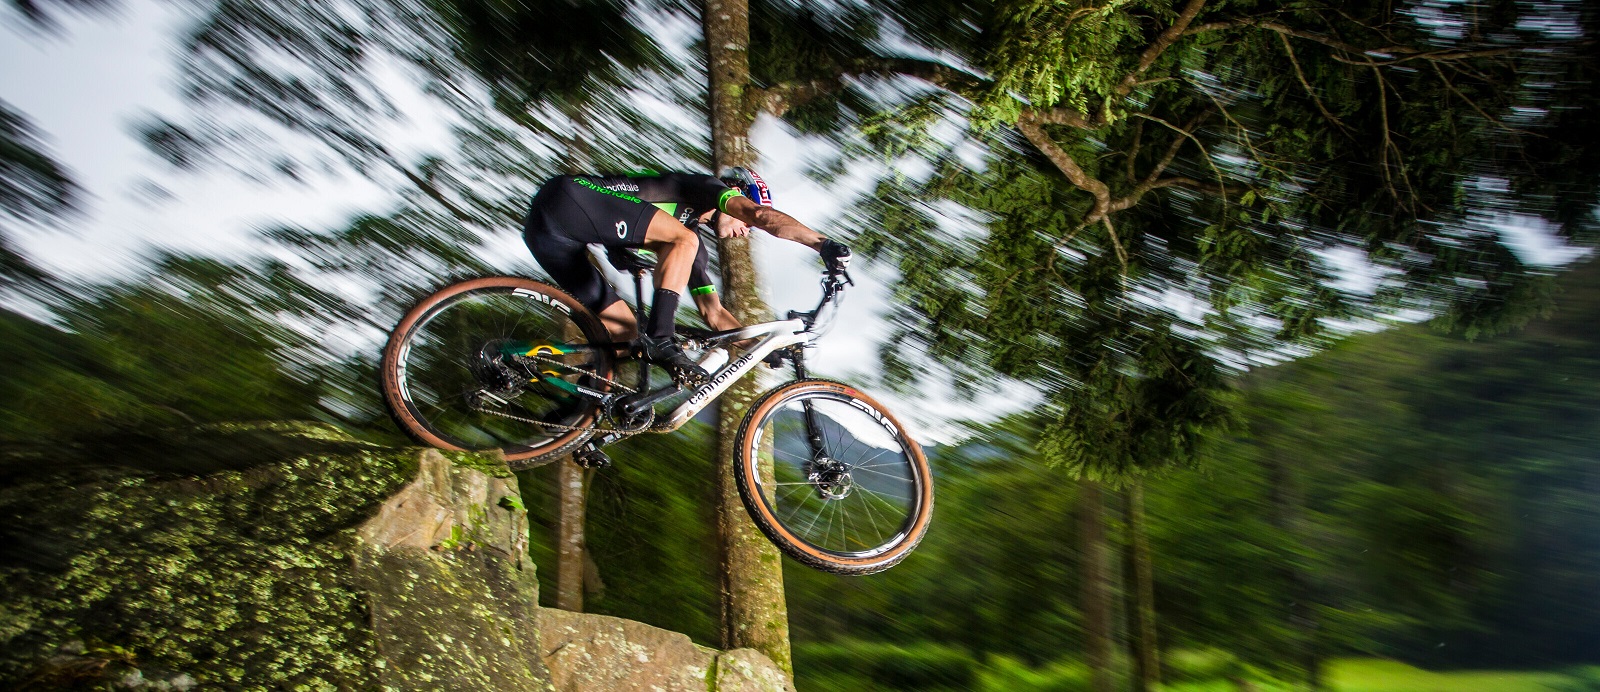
top-left (615, 220), bottom-right (628, 238)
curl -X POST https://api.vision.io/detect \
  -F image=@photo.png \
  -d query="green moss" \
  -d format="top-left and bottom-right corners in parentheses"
top-left (0, 422), bottom-right (438, 688)
top-left (442, 449), bottom-right (513, 478)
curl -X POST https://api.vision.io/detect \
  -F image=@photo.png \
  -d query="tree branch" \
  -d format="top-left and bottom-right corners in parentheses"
top-left (1028, 107), bottom-right (1101, 129)
top-left (1016, 111), bottom-right (1114, 223)
top-left (1106, 114), bottom-right (1202, 213)
top-left (1126, 118), bottom-right (1144, 185)
top-left (1130, 111), bottom-right (1233, 205)
top-left (1101, 215), bottom-right (1130, 273)
top-left (396, 162), bottom-right (479, 225)
top-left (1117, 0), bottom-right (1210, 97)
top-left (1185, 19), bottom-right (1530, 67)
top-left (1430, 61), bottom-right (1537, 137)
top-left (749, 57), bottom-right (983, 118)
top-left (1370, 66), bottom-right (1417, 214)
top-left (1141, 112), bottom-right (1204, 185)
top-left (1277, 32), bottom-right (1352, 135)
top-left (853, 57), bottom-right (981, 90)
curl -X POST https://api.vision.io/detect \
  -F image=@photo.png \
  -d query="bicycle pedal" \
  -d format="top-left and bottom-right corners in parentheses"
top-left (574, 448), bottom-right (611, 470)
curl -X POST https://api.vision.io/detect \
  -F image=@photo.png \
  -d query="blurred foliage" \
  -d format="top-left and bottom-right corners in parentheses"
top-left (796, 639), bottom-right (979, 691)
top-left (4, 0), bottom-right (112, 31)
top-left (0, 254), bottom-right (370, 441)
top-left (0, 99), bottom-right (77, 294)
top-left (0, 100), bottom-right (76, 228)
top-left (517, 423), bottom-right (722, 644)
top-left (833, 0), bottom-right (1600, 478)
top-left (2, 0), bottom-right (1598, 688)
top-left (776, 260), bottom-right (1597, 684)
top-left (1, 207), bottom-right (1589, 688)
top-left (111, 0), bottom-right (1600, 484)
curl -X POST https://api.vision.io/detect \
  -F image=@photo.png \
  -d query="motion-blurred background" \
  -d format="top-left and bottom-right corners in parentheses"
top-left (3, 0), bottom-right (1598, 689)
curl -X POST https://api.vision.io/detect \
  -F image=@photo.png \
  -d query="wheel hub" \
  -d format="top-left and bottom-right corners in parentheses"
top-left (808, 457), bottom-right (854, 500)
top-left (471, 339), bottom-right (524, 391)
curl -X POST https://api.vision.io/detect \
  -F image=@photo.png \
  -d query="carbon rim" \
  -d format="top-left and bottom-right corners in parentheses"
top-left (391, 285), bottom-right (605, 453)
top-left (746, 390), bottom-right (926, 560)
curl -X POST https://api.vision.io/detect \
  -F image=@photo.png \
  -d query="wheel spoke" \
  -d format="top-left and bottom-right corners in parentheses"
top-left (386, 282), bottom-right (606, 456)
top-left (737, 390), bottom-right (931, 564)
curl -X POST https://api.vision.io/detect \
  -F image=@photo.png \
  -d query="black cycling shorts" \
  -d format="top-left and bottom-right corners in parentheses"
top-left (523, 175), bottom-right (716, 315)
top-left (522, 176), bottom-right (660, 313)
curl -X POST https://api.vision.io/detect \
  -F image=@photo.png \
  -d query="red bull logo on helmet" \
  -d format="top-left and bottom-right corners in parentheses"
top-left (743, 168), bottom-right (772, 205)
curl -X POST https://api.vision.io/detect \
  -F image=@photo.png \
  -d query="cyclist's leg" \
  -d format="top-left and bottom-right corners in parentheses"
top-left (525, 176), bottom-right (705, 379)
top-left (593, 300), bottom-right (637, 343)
top-left (528, 175), bottom-right (697, 339)
top-left (642, 210), bottom-right (699, 295)
top-left (640, 210), bottom-right (700, 339)
top-left (522, 178), bottom-right (639, 343)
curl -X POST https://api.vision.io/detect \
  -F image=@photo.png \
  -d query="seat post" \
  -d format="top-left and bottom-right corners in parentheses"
top-left (630, 268), bottom-right (653, 391)
top-left (631, 269), bottom-right (648, 323)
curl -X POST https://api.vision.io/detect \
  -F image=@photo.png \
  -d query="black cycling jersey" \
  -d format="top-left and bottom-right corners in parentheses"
top-left (522, 172), bottom-right (742, 313)
top-left (588, 172), bottom-right (743, 229)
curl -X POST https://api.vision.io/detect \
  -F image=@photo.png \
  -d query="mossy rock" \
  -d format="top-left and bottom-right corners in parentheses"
top-left (0, 422), bottom-right (549, 690)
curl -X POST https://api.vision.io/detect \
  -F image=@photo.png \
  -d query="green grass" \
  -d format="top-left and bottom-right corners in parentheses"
top-left (1325, 659), bottom-right (1574, 692)
top-left (1159, 658), bottom-right (1585, 692)
top-left (801, 655), bottom-right (1595, 692)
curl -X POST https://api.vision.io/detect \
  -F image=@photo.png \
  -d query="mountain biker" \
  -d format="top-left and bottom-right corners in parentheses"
top-left (521, 167), bottom-right (851, 383)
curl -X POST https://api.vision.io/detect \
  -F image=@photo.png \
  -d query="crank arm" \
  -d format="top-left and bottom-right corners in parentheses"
top-left (618, 384), bottom-right (683, 417)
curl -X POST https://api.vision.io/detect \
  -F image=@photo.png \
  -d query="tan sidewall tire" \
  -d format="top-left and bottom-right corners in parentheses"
top-left (734, 378), bottom-right (934, 575)
top-left (380, 276), bottom-right (610, 469)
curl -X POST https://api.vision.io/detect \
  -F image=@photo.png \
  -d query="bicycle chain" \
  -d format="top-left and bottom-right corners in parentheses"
top-left (475, 401), bottom-right (647, 435)
top-left (471, 351), bottom-right (663, 435)
top-left (519, 352), bottom-right (637, 395)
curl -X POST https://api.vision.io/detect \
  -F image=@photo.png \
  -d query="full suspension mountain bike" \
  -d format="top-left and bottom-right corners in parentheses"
top-left (379, 248), bottom-right (932, 575)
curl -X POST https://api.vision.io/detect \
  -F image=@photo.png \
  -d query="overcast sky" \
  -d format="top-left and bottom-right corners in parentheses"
top-left (1, 0), bottom-right (419, 281)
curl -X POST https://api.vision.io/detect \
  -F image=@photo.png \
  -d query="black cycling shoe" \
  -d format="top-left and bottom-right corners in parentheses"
top-left (632, 335), bottom-right (710, 384)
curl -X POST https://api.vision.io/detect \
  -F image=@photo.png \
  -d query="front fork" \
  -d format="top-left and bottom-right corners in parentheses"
top-left (787, 348), bottom-right (830, 461)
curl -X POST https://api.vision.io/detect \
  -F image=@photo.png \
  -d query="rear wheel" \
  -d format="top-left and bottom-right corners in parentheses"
top-left (380, 277), bottom-right (613, 469)
top-left (734, 379), bottom-right (933, 575)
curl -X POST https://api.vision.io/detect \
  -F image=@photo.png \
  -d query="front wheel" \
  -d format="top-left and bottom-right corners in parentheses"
top-left (734, 379), bottom-right (933, 575)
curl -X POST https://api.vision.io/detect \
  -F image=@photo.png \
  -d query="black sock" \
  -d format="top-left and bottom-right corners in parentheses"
top-left (646, 288), bottom-right (680, 339)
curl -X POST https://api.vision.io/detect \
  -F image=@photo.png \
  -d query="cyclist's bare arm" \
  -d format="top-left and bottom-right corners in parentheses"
top-left (690, 196), bottom-right (843, 341)
top-left (723, 195), bottom-right (826, 250)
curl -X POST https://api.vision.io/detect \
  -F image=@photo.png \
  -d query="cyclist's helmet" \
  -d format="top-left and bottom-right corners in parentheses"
top-left (719, 166), bottom-right (772, 205)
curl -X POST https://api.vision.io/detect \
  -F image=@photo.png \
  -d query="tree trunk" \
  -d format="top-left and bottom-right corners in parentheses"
top-left (1125, 479), bottom-right (1161, 692)
top-left (703, 0), bottom-right (792, 677)
top-left (554, 454), bottom-right (586, 612)
top-left (548, 114), bottom-right (597, 615)
top-left (1265, 453), bottom-right (1322, 689)
top-left (1080, 480), bottom-right (1114, 692)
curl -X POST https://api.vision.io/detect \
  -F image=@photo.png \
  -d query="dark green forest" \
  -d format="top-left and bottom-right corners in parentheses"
top-left (510, 262), bottom-right (1600, 689)
top-left (4, 252), bottom-right (1594, 689)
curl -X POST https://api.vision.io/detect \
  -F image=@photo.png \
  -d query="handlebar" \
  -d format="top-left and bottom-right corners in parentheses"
top-left (693, 220), bottom-right (851, 334)
top-left (790, 268), bottom-right (851, 334)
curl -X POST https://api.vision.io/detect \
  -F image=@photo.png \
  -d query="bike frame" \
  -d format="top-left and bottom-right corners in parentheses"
top-left (659, 318), bottom-right (808, 431)
top-left (585, 256), bottom-right (847, 447)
